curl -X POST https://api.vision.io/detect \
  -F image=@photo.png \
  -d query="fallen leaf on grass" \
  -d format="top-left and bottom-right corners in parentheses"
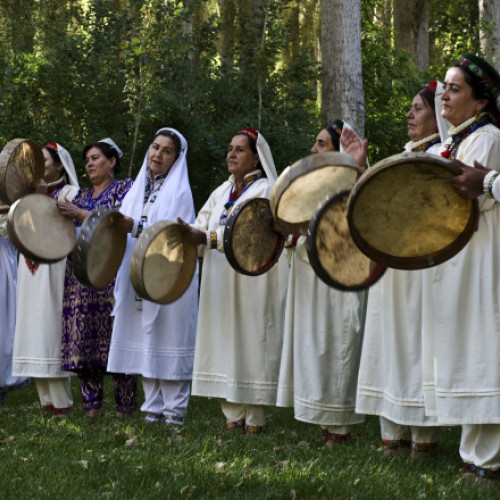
top-left (79, 460), bottom-right (88, 469)
top-left (124, 437), bottom-right (139, 448)
top-left (297, 441), bottom-right (309, 448)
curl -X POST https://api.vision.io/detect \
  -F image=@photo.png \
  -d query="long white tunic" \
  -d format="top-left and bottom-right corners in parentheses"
top-left (356, 144), bottom-right (442, 427)
top-left (191, 176), bottom-right (289, 405)
top-left (277, 236), bottom-right (364, 425)
top-left (422, 123), bottom-right (500, 424)
top-left (12, 185), bottom-right (78, 378)
top-left (108, 195), bottom-right (198, 381)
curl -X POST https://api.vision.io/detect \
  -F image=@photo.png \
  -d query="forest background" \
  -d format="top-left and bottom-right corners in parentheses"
top-left (0, 0), bottom-right (497, 208)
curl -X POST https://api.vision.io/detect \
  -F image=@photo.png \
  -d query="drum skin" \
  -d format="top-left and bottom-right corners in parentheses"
top-left (7, 193), bottom-right (76, 263)
top-left (307, 191), bottom-right (386, 291)
top-left (0, 139), bottom-right (44, 205)
top-left (130, 220), bottom-right (197, 304)
top-left (347, 152), bottom-right (479, 270)
top-left (73, 209), bottom-right (127, 288)
top-left (223, 197), bottom-right (284, 276)
top-left (270, 152), bottom-right (361, 236)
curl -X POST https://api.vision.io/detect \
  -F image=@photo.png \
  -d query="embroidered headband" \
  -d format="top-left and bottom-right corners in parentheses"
top-left (327, 120), bottom-right (343, 137)
top-left (45, 142), bottom-right (58, 152)
top-left (237, 128), bottom-right (259, 141)
top-left (457, 56), bottom-right (500, 99)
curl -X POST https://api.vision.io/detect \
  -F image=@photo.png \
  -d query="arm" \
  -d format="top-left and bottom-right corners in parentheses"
top-left (450, 159), bottom-right (492, 200)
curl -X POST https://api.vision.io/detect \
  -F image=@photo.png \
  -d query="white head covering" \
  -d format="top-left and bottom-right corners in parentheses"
top-left (98, 137), bottom-right (123, 159)
top-left (434, 81), bottom-right (452, 144)
top-left (114, 127), bottom-right (196, 333)
top-left (255, 132), bottom-right (278, 185)
top-left (54, 143), bottom-right (79, 188)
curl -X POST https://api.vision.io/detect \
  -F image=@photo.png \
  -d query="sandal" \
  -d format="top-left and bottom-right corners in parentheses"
top-left (144, 413), bottom-right (163, 423)
top-left (245, 425), bottom-right (265, 436)
top-left (324, 432), bottom-right (351, 447)
top-left (226, 420), bottom-right (245, 432)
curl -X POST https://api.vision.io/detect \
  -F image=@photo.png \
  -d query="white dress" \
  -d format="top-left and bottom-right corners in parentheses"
top-left (422, 123), bottom-right (500, 424)
top-left (356, 144), bottom-right (442, 428)
top-left (0, 214), bottom-right (29, 391)
top-left (191, 175), bottom-right (289, 405)
top-left (12, 185), bottom-right (78, 379)
top-left (277, 236), bottom-right (364, 427)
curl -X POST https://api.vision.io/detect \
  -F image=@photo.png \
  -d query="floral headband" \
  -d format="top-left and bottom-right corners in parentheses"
top-left (458, 57), bottom-right (500, 98)
top-left (237, 128), bottom-right (258, 141)
top-left (45, 142), bottom-right (58, 151)
top-left (327, 121), bottom-right (343, 137)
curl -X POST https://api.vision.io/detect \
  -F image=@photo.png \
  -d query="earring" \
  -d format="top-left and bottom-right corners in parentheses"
top-left (475, 110), bottom-right (482, 122)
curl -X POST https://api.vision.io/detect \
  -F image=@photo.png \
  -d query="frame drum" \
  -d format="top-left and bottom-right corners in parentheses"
top-left (223, 197), bottom-right (285, 276)
top-left (7, 193), bottom-right (76, 263)
top-left (74, 209), bottom-right (127, 288)
top-left (0, 139), bottom-right (44, 205)
top-left (307, 191), bottom-right (386, 291)
top-left (270, 152), bottom-right (361, 236)
top-left (348, 152), bottom-right (479, 270)
top-left (130, 220), bottom-right (197, 304)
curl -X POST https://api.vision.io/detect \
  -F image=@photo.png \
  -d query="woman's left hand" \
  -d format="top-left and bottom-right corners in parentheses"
top-left (57, 198), bottom-right (90, 222)
top-left (450, 159), bottom-right (490, 199)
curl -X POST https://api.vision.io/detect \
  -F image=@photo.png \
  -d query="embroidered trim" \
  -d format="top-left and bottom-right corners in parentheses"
top-left (441, 115), bottom-right (490, 159)
top-left (407, 132), bottom-right (441, 152)
top-left (209, 231), bottom-right (217, 249)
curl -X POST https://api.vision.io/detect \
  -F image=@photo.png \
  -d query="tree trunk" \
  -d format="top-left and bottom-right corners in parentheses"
top-left (479, 0), bottom-right (500, 72)
top-left (393, 0), bottom-right (431, 72)
top-left (319, 0), bottom-right (365, 134)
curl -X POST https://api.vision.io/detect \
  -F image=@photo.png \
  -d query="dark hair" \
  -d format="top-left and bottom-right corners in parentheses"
top-left (82, 142), bottom-right (122, 174)
top-left (325, 119), bottom-right (344, 151)
top-left (417, 85), bottom-right (436, 113)
top-left (235, 133), bottom-right (263, 172)
top-left (44, 145), bottom-right (66, 180)
top-left (154, 130), bottom-right (182, 161)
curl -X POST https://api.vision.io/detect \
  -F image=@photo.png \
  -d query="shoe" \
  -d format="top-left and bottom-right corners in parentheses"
top-left (226, 420), bottom-right (245, 432)
top-left (324, 432), bottom-right (351, 448)
top-left (165, 416), bottom-right (184, 426)
top-left (144, 413), bottom-right (163, 423)
top-left (245, 425), bottom-right (265, 436)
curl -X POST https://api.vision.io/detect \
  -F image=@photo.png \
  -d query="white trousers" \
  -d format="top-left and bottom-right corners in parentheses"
top-left (380, 416), bottom-right (439, 444)
top-left (34, 377), bottom-right (73, 409)
top-left (141, 377), bottom-right (190, 424)
top-left (460, 424), bottom-right (500, 470)
top-left (220, 400), bottom-right (266, 427)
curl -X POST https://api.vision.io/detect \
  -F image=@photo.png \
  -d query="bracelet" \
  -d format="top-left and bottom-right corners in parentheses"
top-left (209, 231), bottom-right (217, 249)
top-left (483, 170), bottom-right (498, 198)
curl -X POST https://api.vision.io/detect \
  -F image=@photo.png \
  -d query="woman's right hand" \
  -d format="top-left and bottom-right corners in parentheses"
top-left (56, 198), bottom-right (90, 222)
top-left (177, 217), bottom-right (207, 246)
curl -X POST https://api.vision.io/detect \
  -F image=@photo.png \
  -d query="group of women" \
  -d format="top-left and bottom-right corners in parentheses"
top-left (1, 52), bottom-right (500, 484)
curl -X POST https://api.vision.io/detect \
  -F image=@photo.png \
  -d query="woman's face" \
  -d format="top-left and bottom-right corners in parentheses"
top-left (148, 135), bottom-right (178, 178)
top-left (311, 129), bottom-right (335, 153)
top-left (441, 67), bottom-right (488, 127)
top-left (85, 146), bottom-right (115, 186)
top-left (42, 148), bottom-right (63, 184)
top-left (406, 94), bottom-right (438, 141)
top-left (226, 135), bottom-right (260, 180)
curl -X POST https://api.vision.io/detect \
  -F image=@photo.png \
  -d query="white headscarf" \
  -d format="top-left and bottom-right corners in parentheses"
top-left (255, 132), bottom-right (278, 185)
top-left (114, 127), bottom-right (196, 333)
top-left (54, 143), bottom-right (79, 188)
top-left (434, 81), bottom-right (452, 144)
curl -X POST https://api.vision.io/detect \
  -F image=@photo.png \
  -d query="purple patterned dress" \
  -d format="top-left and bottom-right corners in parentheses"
top-left (61, 179), bottom-right (137, 412)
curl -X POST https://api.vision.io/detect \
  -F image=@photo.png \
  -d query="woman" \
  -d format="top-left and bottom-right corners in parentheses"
top-left (355, 82), bottom-right (446, 458)
top-left (276, 120), bottom-right (364, 446)
top-left (12, 143), bottom-right (79, 416)
top-left (0, 203), bottom-right (30, 404)
top-left (179, 128), bottom-right (288, 435)
top-left (107, 128), bottom-right (198, 426)
top-left (57, 138), bottom-right (137, 417)
top-left (421, 55), bottom-right (500, 482)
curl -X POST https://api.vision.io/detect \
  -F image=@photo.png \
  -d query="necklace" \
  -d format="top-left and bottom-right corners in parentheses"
top-left (441, 115), bottom-right (490, 160)
top-left (407, 133), bottom-right (441, 152)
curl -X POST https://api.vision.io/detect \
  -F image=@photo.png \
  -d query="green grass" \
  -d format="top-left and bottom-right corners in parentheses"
top-left (0, 379), bottom-right (497, 499)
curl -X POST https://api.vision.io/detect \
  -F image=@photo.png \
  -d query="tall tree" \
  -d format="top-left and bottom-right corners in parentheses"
top-left (393, 0), bottom-right (431, 72)
top-left (320, 0), bottom-right (365, 133)
top-left (479, 0), bottom-right (500, 72)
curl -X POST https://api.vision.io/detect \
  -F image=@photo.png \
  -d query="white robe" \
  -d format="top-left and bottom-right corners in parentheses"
top-left (12, 185), bottom-right (78, 378)
top-left (191, 176), bottom-right (289, 405)
top-left (277, 236), bottom-right (364, 426)
top-left (422, 123), bottom-right (500, 424)
top-left (356, 144), bottom-right (442, 427)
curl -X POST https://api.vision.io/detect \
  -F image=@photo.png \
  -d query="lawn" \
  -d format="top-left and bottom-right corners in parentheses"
top-left (0, 379), bottom-right (496, 499)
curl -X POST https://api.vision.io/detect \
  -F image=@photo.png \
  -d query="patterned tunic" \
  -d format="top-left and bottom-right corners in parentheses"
top-left (61, 179), bottom-right (133, 371)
